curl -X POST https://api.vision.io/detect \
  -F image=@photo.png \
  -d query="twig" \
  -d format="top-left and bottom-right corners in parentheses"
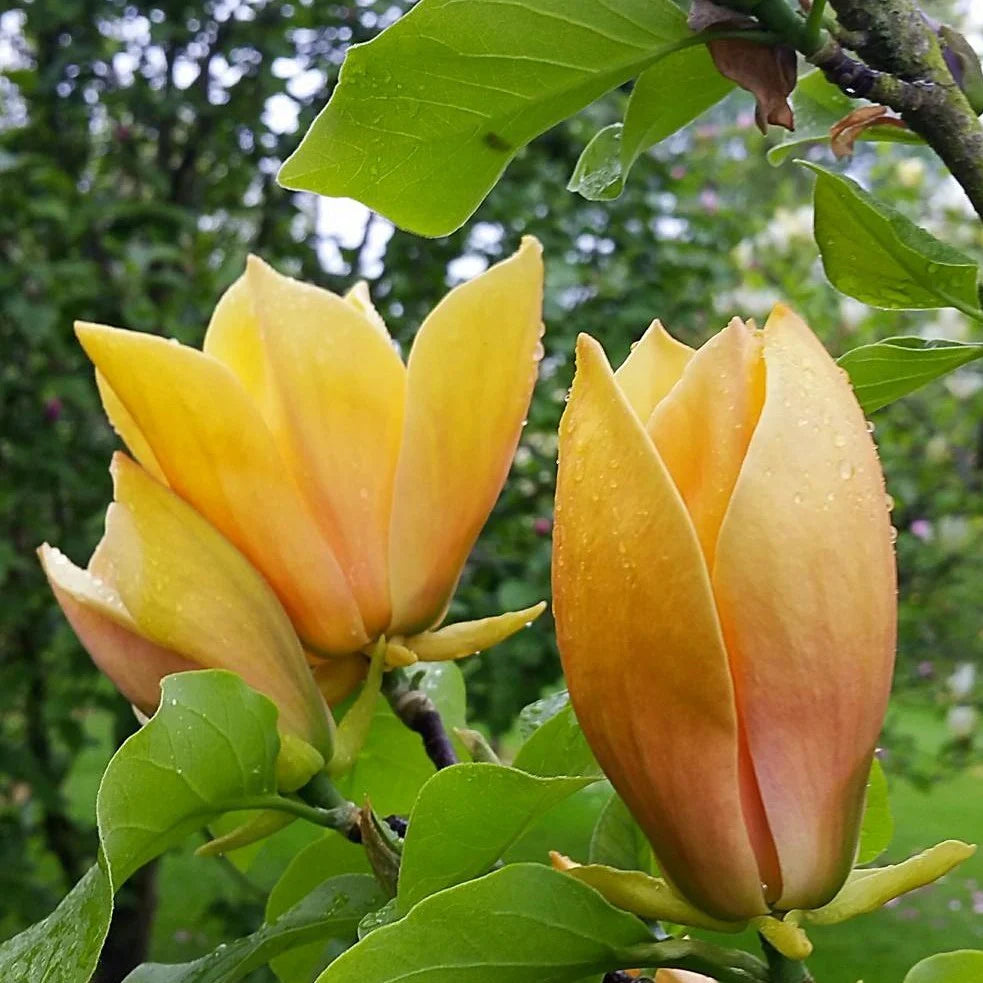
top-left (383, 668), bottom-right (459, 770)
top-left (820, 1), bottom-right (983, 222)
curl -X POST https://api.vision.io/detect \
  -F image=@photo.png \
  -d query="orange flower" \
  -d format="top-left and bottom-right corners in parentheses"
top-left (553, 307), bottom-right (896, 921)
top-left (41, 239), bottom-right (545, 750)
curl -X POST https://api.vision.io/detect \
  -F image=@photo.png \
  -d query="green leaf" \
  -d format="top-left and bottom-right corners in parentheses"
top-left (357, 899), bottom-right (401, 939)
top-left (266, 834), bottom-right (372, 983)
top-left (0, 864), bottom-right (112, 983)
top-left (801, 161), bottom-right (983, 316)
top-left (857, 758), bottom-right (894, 864)
top-left (397, 763), bottom-right (595, 911)
top-left (903, 951), bottom-right (983, 983)
top-left (336, 662), bottom-right (466, 816)
top-left (838, 336), bottom-right (983, 413)
top-left (97, 670), bottom-right (282, 886)
top-left (767, 70), bottom-right (922, 165)
top-left (570, 47), bottom-right (732, 201)
top-left (122, 874), bottom-right (384, 983)
top-left (513, 702), bottom-right (601, 778)
top-left (589, 790), bottom-right (653, 872)
top-left (0, 671), bottom-right (290, 983)
top-left (315, 864), bottom-right (651, 983)
top-left (518, 688), bottom-right (571, 737)
top-left (279, 0), bottom-right (694, 235)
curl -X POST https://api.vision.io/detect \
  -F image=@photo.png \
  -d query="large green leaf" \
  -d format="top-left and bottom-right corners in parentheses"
top-left (397, 763), bottom-right (595, 911)
top-left (316, 864), bottom-right (652, 983)
top-left (570, 46), bottom-right (732, 201)
top-left (336, 662), bottom-right (466, 816)
top-left (0, 864), bottom-right (112, 983)
top-left (903, 951), bottom-right (983, 983)
top-left (856, 758), bottom-right (893, 864)
top-left (589, 790), bottom-right (653, 872)
top-left (802, 162), bottom-right (983, 316)
top-left (839, 336), bottom-right (983, 413)
top-left (0, 671), bottom-right (295, 983)
top-left (279, 0), bottom-right (694, 235)
top-left (266, 835), bottom-right (372, 983)
top-left (123, 874), bottom-right (384, 983)
top-left (98, 671), bottom-right (282, 885)
top-left (768, 70), bottom-right (921, 165)
top-left (513, 702), bottom-right (601, 778)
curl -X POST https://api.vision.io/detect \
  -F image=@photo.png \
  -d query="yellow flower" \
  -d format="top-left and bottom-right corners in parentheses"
top-left (553, 306), bottom-right (897, 921)
top-left (41, 239), bottom-right (546, 749)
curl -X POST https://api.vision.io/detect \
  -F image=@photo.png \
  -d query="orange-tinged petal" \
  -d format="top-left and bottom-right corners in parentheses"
top-left (76, 321), bottom-right (366, 654)
top-left (94, 371), bottom-right (166, 484)
top-left (39, 543), bottom-right (195, 715)
top-left (647, 317), bottom-right (765, 568)
top-left (655, 972), bottom-right (715, 983)
top-left (388, 236), bottom-right (544, 634)
top-left (712, 305), bottom-right (897, 911)
top-left (100, 453), bottom-right (334, 753)
top-left (612, 319), bottom-right (693, 422)
top-left (244, 256), bottom-right (407, 636)
top-left (400, 601), bottom-right (546, 661)
top-left (312, 654), bottom-right (369, 707)
top-left (553, 334), bottom-right (766, 922)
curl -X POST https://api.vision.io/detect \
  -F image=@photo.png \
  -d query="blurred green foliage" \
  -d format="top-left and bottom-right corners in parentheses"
top-left (1, 0), bottom-right (981, 979)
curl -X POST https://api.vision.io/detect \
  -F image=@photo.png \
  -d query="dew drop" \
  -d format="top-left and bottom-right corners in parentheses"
top-left (865, 420), bottom-right (876, 434)
top-left (884, 493), bottom-right (895, 511)
top-left (833, 433), bottom-right (847, 448)
top-left (889, 525), bottom-right (898, 544)
top-left (839, 460), bottom-right (854, 480)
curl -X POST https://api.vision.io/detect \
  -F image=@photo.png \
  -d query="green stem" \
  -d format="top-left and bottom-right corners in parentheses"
top-left (803, 0), bottom-right (828, 54)
top-left (717, 0), bottom-right (811, 49)
top-left (299, 770), bottom-right (351, 810)
top-left (760, 936), bottom-right (815, 983)
top-left (232, 794), bottom-right (359, 832)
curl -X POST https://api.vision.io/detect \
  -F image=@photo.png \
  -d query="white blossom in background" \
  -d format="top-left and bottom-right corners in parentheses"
top-left (946, 705), bottom-right (978, 740)
top-left (948, 662), bottom-right (977, 700)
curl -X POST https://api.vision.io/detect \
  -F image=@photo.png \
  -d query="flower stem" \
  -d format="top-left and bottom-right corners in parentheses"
top-left (383, 668), bottom-right (459, 769)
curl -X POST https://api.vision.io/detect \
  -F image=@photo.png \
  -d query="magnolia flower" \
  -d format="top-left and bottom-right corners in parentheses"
top-left (41, 239), bottom-right (545, 749)
top-left (553, 306), bottom-right (897, 921)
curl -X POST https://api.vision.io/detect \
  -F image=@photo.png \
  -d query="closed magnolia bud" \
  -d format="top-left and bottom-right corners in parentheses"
top-left (553, 306), bottom-right (896, 921)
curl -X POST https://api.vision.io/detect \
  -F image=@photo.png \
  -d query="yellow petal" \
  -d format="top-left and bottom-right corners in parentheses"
top-left (244, 256), bottom-right (407, 636)
top-left (712, 305), bottom-right (898, 911)
top-left (799, 840), bottom-right (976, 925)
top-left (345, 280), bottom-right (391, 339)
top-left (100, 453), bottom-right (333, 753)
top-left (387, 236), bottom-right (544, 634)
top-left (648, 317), bottom-right (765, 567)
top-left (553, 334), bottom-right (766, 921)
top-left (76, 321), bottom-right (366, 654)
top-left (613, 319), bottom-right (693, 422)
top-left (95, 371), bottom-right (167, 484)
top-left (202, 270), bottom-right (274, 419)
top-left (400, 601), bottom-right (546, 661)
top-left (548, 854), bottom-right (744, 933)
top-left (751, 915), bottom-right (813, 960)
top-left (39, 542), bottom-right (195, 715)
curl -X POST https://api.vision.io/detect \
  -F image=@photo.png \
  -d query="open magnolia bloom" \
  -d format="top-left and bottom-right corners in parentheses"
top-left (40, 238), bottom-right (546, 753)
top-left (553, 306), bottom-right (900, 922)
